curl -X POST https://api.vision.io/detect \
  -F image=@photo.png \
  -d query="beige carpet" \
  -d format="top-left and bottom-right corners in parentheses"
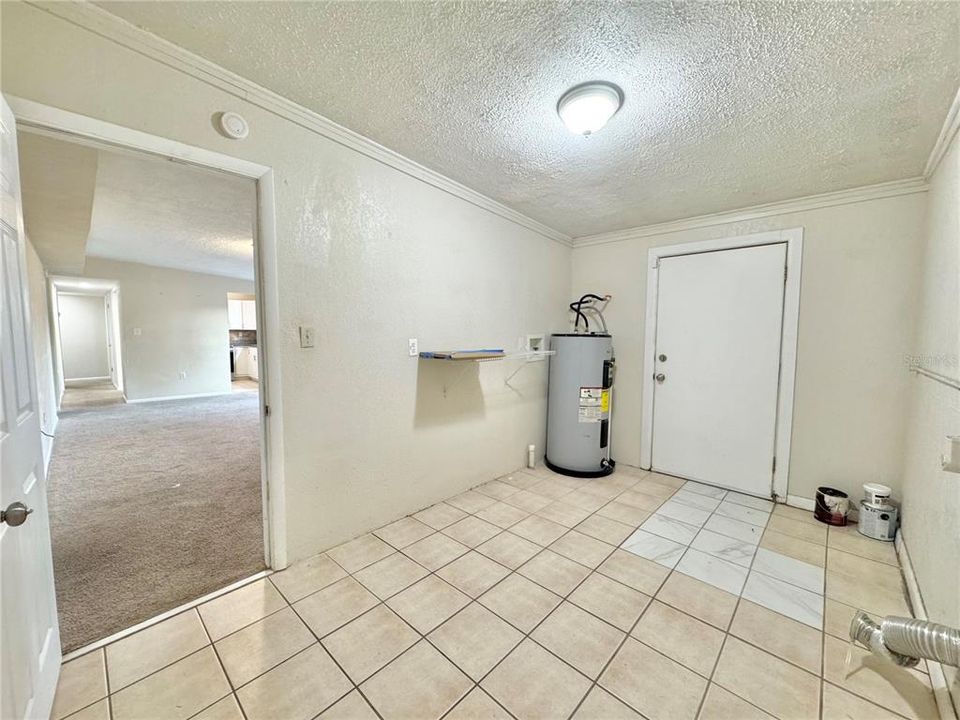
top-left (47, 392), bottom-right (265, 652)
top-left (60, 379), bottom-right (125, 412)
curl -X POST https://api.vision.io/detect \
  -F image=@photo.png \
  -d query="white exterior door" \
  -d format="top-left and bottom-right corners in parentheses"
top-left (651, 243), bottom-right (786, 496)
top-left (0, 97), bottom-right (62, 719)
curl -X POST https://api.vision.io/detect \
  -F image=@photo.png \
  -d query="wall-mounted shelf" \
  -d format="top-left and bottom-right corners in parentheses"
top-left (419, 350), bottom-right (554, 363)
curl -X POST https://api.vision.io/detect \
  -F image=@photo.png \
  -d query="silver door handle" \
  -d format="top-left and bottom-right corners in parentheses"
top-left (655, 373), bottom-right (666, 383)
top-left (1, 502), bottom-right (33, 527)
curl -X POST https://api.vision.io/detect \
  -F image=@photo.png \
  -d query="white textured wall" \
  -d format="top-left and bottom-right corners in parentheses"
top-left (572, 193), bottom-right (926, 503)
top-left (0, 3), bottom-right (570, 561)
top-left (25, 238), bottom-right (58, 467)
top-left (901, 133), bottom-right (959, 701)
top-left (57, 293), bottom-right (109, 380)
top-left (82, 257), bottom-right (253, 401)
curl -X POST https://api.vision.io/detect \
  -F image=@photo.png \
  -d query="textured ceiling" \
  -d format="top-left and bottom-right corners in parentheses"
top-left (97, 1), bottom-right (959, 237)
top-left (19, 133), bottom-right (256, 279)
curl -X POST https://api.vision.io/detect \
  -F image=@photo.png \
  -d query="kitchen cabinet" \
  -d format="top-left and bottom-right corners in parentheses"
top-left (232, 346), bottom-right (259, 380)
top-left (228, 298), bottom-right (257, 330)
top-left (228, 299), bottom-right (243, 329)
top-left (241, 300), bottom-right (257, 330)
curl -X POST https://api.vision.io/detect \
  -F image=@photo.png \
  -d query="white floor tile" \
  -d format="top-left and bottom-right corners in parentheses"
top-left (714, 501), bottom-right (770, 528)
top-left (690, 529), bottom-right (757, 568)
top-left (702, 514), bottom-right (765, 544)
top-left (655, 500), bottom-right (711, 528)
top-left (670, 489), bottom-right (722, 512)
top-left (675, 548), bottom-right (748, 596)
top-left (681, 481), bottom-right (727, 500)
top-left (751, 548), bottom-right (824, 593)
top-left (621, 529), bottom-right (686, 569)
top-left (742, 572), bottom-right (824, 629)
top-left (640, 514), bottom-right (699, 546)
top-left (724, 492), bottom-right (774, 513)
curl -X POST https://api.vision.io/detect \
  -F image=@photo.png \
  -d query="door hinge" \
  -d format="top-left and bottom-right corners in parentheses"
top-left (784, 266), bottom-right (788, 282)
top-left (772, 456), bottom-right (777, 473)
top-left (264, 404), bottom-right (270, 417)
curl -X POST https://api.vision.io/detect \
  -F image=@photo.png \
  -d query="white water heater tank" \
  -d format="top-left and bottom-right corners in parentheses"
top-left (545, 334), bottom-right (615, 477)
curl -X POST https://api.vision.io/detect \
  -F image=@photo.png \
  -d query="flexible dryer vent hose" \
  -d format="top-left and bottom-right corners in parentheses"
top-left (850, 610), bottom-right (960, 668)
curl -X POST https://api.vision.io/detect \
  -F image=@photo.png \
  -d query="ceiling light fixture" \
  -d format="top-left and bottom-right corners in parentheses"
top-left (557, 82), bottom-right (623, 136)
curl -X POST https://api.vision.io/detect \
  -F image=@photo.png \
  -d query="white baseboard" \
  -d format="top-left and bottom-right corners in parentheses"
top-left (126, 391), bottom-right (232, 404)
top-left (895, 534), bottom-right (958, 720)
top-left (786, 494), bottom-right (815, 511)
top-left (64, 376), bottom-right (111, 386)
top-left (61, 570), bottom-right (272, 663)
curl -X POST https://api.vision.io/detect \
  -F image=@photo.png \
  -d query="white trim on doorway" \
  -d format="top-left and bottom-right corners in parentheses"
top-left (639, 228), bottom-right (803, 502)
top-left (10, 95), bottom-right (288, 570)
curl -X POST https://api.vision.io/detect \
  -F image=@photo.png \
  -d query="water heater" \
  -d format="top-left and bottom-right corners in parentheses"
top-left (546, 333), bottom-right (615, 477)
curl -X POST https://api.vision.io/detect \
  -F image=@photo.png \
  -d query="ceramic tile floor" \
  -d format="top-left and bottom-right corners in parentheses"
top-left (51, 465), bottom-right (940, 720)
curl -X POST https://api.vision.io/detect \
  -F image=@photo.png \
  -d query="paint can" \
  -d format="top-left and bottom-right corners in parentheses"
top-left (858, 483), bottom-right (898, 542)
top-left (858, 501), bottom-right (898, 542)
top-left (814, 486), bottom-right (850, 526)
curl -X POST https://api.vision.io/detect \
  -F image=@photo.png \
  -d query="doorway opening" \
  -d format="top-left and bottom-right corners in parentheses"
top-left (50, 277), bottom-right (125, 413)
top-left (17, 124), bottom-right (271, 652)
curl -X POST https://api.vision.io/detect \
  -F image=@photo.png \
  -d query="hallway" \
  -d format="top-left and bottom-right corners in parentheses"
top-left (59, 379), bottom-right (124, 413)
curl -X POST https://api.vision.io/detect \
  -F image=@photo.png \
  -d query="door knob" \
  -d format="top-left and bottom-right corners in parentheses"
top-left (1, 502), bottom-right (33, 527)
top-left (655, 373), bottom-right (666, 383)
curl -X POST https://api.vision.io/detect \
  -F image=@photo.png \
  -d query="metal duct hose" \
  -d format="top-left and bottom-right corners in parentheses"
top-left (850, 610), bottom-right (960, 668)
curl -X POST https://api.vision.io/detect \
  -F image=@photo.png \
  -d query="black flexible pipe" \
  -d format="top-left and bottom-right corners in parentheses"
top-left (569, 301), bottom-right (589, 331)
top-left (572, 293), bottom-right (606, 332)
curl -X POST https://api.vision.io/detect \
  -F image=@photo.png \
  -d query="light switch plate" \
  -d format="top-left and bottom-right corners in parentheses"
top-left (299, 326), bottom-right (316, 348)
top-left (408, 338), bottom-right (418, 357)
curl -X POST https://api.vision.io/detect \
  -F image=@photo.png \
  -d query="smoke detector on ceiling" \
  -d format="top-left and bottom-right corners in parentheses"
top-left (557, 82), bottom-right (623, 136)
top-left (218, 111), bottom-right (249, 140)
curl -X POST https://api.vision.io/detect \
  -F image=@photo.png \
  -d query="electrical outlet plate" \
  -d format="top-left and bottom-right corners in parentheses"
top-left (408, 338), bottom-right (418, 357)
top-left (299, 326), bottom-right (315, 348)
top-left (526, 334), bottom-right (546, 352)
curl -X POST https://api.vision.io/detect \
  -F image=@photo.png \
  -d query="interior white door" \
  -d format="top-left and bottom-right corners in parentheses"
top-left (651, 243), bottom-right (786, 496)
top-left (0, 96), bottom-right (62, 719)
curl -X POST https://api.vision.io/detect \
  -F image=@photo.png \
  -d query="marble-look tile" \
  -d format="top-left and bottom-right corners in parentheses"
top-left (681, 480), bottom-right (727, 499)
top-left (654, 499), bottom-right (711, 527)
top-left (724, 492), bottom-right (774, 513)
top-left (741, 571), bottom-right (823, 629)
top-left (621, 529), bottom-right (686, 569)
top-left (713, 501), bottom-right (770, 528)
top-left (690, 529), bottom-right (757, 568)
top-left (703, 514), bottom-right (765, 544)
top-left (671, 489), bottom-right (722, 512)
top-left (675, 548), bottom-right (748, 596)
top-left (752, 548), bottom-right (824, 593)
top-left (640, 513), bottom-right (699, 545)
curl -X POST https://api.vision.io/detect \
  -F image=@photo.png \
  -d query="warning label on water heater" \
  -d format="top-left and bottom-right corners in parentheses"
top-left (578, 387), bottom-right (603, 423)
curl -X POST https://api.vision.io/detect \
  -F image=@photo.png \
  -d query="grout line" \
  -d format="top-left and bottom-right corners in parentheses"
top-left (88, 467), bottom-right (868, 720)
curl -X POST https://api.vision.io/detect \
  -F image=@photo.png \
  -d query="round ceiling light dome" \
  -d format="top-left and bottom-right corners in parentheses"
top-left (557, 82), bottom-right (624, 136)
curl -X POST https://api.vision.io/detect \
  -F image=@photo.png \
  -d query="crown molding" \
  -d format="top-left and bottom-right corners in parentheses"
top-left (924, 84), bottom-right (960, 179)
top-left (31, 1), bottom-right (572, 247)
top-left (573, 177), bottom-right (929, 248)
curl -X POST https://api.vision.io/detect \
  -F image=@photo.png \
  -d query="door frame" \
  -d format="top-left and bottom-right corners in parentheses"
top-left (639, 228), bottom-right (803, 501)
top-left (49, 277), bottom-right (122, 397)
top-left (9, 95), bottom-right (288, 570)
